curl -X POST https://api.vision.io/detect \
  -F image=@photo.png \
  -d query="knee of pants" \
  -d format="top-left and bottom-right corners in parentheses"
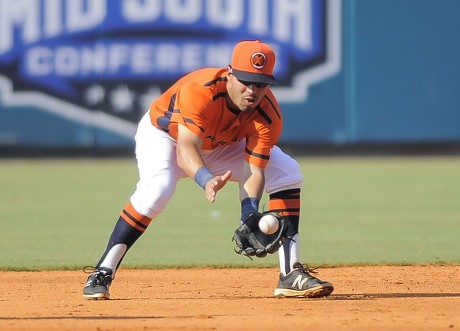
top-left (130, 175), bottom-right (177, 219)
top-left (264, 153), bottom-right (303, 194)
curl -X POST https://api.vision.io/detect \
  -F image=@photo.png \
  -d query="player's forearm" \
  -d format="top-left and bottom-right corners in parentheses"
top-left (239, 164), bottom-right (264, 220)
top-left (239, 162), bottom-right (264, 201)
top-left (176, 123), bottom-right (210, 183)
top-left (177, 142), bottom-right (205, 178)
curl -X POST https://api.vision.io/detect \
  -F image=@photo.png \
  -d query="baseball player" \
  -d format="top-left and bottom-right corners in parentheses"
top-left (83, 40), bottom-right (334, 300)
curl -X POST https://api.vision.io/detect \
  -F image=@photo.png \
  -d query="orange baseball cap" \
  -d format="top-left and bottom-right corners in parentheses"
top-left (230, 40), bottom-right (276, 85)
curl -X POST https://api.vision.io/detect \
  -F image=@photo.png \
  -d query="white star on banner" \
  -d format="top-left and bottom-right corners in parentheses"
top-left (109, 85), bottom-right (135, 113)
top-left (85, 85), bottom-right (105, 106)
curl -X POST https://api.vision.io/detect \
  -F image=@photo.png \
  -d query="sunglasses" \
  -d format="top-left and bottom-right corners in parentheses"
top-left (237, 79), bottom-right (269, 89)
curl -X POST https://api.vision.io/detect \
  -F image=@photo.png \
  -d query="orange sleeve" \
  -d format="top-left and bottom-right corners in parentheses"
top-left (245, 92), bottom-right (283, 168)
top-left (170, 82), bottom-right (212, 139)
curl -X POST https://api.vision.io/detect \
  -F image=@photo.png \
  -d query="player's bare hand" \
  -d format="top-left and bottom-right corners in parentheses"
top-left (205, 170), bottom-right (232, 203)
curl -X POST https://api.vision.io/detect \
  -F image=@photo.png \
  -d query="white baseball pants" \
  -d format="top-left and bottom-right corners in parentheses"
top-left (130, 112), bottom-right (303, 220)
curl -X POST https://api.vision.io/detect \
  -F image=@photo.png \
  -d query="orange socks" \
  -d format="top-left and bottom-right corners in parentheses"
top-left (120, 202), bottom-right (152, 233)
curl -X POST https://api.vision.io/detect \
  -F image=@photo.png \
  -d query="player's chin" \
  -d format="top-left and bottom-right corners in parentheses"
top-left (241, 101), bottom-right (257, 111)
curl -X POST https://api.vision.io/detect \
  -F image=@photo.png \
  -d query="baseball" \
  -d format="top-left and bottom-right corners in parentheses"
top-left (258, 214), bottom-right (279, 234)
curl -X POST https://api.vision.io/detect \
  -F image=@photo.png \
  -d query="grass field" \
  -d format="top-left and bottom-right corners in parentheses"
top-left (1, 156), bottom-right (459, 270)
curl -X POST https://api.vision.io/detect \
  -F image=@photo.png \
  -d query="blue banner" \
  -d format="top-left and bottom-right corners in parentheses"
top-left (0, 0), bottom-right (340, 137)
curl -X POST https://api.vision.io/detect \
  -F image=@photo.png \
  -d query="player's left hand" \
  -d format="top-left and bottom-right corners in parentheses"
top-left (232, 212), bottom-right (289, 258)
top-left (205, 170), bottom-right (232, 203)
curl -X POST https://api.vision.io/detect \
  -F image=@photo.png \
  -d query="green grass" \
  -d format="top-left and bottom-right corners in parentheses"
top-left (0, 156), bottom-right (459, 270)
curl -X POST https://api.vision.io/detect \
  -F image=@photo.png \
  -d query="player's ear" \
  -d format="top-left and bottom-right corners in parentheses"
top-left (227, 66), bottom-right (237, 86)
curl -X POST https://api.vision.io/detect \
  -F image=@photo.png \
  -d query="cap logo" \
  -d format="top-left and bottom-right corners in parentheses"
top-left (251, 52), bottom-right (267, 69)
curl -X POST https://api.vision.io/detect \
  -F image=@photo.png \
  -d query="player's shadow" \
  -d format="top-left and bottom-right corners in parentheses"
top-left (327, 292), bottom-right (460, 300)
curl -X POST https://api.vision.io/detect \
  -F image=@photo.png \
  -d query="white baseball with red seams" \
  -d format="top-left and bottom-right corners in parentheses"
top-left (258, 214), bottom-right (279, 234)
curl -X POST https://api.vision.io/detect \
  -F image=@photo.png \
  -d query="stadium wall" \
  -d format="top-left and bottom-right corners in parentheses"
top-left (0, 0), bottom-right (459, 153)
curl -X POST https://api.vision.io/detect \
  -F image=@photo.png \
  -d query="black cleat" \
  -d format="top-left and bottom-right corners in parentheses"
top-left (274, 263), bottom-right (334, 298)
top-left (83, 267), bottom-right (113, 300)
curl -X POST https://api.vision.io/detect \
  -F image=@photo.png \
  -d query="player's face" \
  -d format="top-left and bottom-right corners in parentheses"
top-left (226, 69), bottom-right (269, 112)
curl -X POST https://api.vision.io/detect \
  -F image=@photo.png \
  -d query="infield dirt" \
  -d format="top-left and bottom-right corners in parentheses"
top-left (0, 265), bottom-right (459, 330)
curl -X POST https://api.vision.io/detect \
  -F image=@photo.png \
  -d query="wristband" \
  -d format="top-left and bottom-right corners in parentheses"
top-left (194, 166), bottom-right (214, 190)
top-left (241, 197), bottom-right (259, 220)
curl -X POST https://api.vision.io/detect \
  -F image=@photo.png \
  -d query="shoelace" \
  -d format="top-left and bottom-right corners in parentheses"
top-left (83, 266), bottom-right (110, 286)
top-left (83, 266), bottom-right (96, 274)
top-left (296, 263), bottom-right (323, 275)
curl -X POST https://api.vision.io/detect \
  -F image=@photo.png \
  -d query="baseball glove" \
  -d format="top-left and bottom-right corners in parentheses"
top-left (232, 212), bottom-right (289, 258)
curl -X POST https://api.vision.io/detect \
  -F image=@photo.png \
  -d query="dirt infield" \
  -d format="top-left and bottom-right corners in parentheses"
top-left (0, 266), bottom-right (459, 330)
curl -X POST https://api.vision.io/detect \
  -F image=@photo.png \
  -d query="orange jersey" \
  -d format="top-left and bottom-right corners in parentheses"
top-left (149, 68), bottom-right (283, 168)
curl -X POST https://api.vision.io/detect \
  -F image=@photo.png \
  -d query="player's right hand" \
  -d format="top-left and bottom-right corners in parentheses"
top-left (205, 170), bottom-right (232, 203)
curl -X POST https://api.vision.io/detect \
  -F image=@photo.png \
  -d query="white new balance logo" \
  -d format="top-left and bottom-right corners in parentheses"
top-left (292, 275), bottom-right (308, 289)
